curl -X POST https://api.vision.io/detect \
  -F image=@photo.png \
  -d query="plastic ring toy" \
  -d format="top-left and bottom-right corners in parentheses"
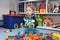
top-left (14, 23), bottom-right (18, 29)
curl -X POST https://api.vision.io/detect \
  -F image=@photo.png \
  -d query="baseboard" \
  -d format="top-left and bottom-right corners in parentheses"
top-left (0, 20), bottom-right (3, 27)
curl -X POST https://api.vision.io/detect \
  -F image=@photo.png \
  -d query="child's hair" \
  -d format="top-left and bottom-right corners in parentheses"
top-left (27, 3), bottom-right (34, 11)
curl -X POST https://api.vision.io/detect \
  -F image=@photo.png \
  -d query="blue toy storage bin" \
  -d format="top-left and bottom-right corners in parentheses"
top-left (3, 14), bottom-right (24, 29)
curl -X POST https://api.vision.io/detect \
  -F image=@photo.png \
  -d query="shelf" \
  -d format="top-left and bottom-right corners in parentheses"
top-left (32, 13), bottom-right (60, 14)
top-left (36, 13), bottom-right (46, 14)
top-left (18, 0), bottom-right (41, 3)
top-left (37, 26), bottom-right (60, 31)
top-left (47, 13), bottom-right (60, 14)
top-left (17, 0), bottom-right (60, 14)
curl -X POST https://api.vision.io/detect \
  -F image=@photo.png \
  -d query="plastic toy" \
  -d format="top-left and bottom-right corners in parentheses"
top-left (40, 9), bottom-right (46, 14)
top-left (53, 3), bottom-right (60, 13)
top-left (21, 34), bottom-right (25, 38)
top-left (3, 14), bottom-right (24, 29)
top-left (28, 25), bottom-right (33, 28)
top-left (36, 15), bottom-right (43, 26)
top-left (4, 29), bottom-right (10, 33)
top-left (24, 37), bottom-right (29, 40)
top-left (14, 23), bottom-right (18, 29)
top-left (33, 34), bottom-right (38, 40)
top-left (52, 23), bottom-right (60, 28)
top-left (28, 37), bottom-right (33, 40)
top-left (5, 29), bottom-right (60, 40)
top-left (52, 37), bottom-right (56, 40)
top-left (51, 32), bottom-right (60, 39)
top-left (46, 36), bottom-right (52, 40)
top-left (37, 36), bottom-right (42, 40)
top-left (5, 38), bottom-right (8, 40)
top-left (28, 28), bottom-right (34, 34)
top-left (39, 32), bottom-right (43, 36)
top-left (9, 38), bottom-right (12, 40)
top-left (28, 34), bottom-right (33, 39)
top-left (18, 31), bottom-right (21, 36)
top-left (43, 36), bottom-right (47, 40)
top-left (58, 39), bottom-right (60, 40)
top-left (44, 33), bottom-right (49, 36)
top-left (40, 6), bottom-right (46, 9)
top-left (39, 1), bottom-right (46, 14)
top-left (12, 37), bottom-right (20, 40)
top-left (12, 37), bottom-right (17, 40)
top-left (43, 17), bottom-right (53, 27)
top-left (10, 29), bottom-right (12, 32)
top-left (15, 35), bottom-right (20, 38)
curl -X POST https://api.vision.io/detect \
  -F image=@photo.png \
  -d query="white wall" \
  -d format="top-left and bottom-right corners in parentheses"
top-left (9, 0), bottom-right (18, 13)
top-left (0, 0), bottom-right (10, 20)
top-left (0, 0), bottom-right (18, 20)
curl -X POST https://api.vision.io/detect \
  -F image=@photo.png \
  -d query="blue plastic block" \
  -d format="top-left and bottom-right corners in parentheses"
top-left (47, 36), bottom-right (52, 39)
top-left (16, 35), bottom-right (21, 38)
top-left (40, 3), bottom-right (46, 6)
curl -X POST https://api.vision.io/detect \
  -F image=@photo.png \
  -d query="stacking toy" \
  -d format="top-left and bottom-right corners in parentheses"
top-left (40, 9), bottom-right (46, 14)
top-left (36, 15), bottom-right (43, 27)
top-left (39, 1), bottom-right (46, 14)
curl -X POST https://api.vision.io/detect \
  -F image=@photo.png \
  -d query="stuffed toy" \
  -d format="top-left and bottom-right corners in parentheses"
top-left (52, 23), bottom-right (60, 28)
top-left (53, 3), bottom-right (60, 13)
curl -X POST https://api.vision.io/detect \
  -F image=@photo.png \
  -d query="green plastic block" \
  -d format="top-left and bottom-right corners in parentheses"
top-left (8, 38), bottom-right (12, 40)
top-left (29, 31), bottom-right (34, 34)
top-left (36, 18), bottom-right (43, 26)
top-left (28, 28), bottom-right (34, 34)
top-left (24, 37), bottom-right (29, 40)
top-left (52, 38), bottom-right (57, 40)
top-left (18, 31), bottom-right (21, 36)
top-left (39, 32), bottom-right (43, 36)
top-left (43, 36), bottom-right (47, 40)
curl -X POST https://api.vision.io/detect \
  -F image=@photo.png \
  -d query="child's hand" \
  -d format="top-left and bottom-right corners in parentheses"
top-left (28, 23), bottom-right (35, 28)
top-left (32, 24), bottom-right (35, 28)
top-left (20, 23), bottom-right (23, 28)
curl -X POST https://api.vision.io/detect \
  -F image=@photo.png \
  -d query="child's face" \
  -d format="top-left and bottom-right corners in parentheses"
top-left (26, 7), bottom-right (34, 16)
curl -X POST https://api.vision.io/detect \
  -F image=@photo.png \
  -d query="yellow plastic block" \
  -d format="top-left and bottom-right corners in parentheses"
top-left (57, 39), bottom-right (60, 40)
top-left (40, 9), bottom-right (46, 14)
top-left (51, 33), bottom-right (60, 39)
top-left (4, 29), bottom-right (10, 33)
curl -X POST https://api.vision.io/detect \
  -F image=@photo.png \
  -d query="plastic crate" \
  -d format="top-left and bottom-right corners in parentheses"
top-left (3, 14), bottom-right (24, 29)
